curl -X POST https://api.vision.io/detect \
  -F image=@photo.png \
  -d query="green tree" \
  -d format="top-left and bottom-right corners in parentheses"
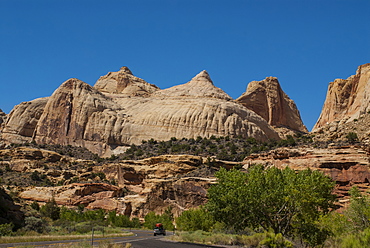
top-left (206, 166), bottom-right (336, 245)
top-left (40, 198), bottom-right (60, 220)
top-left (143, 211), bottom-right (174, 230)
top-left (176, 207), bottom-right (215, 231)
top-left (345, 186), bottom-right (370, 231)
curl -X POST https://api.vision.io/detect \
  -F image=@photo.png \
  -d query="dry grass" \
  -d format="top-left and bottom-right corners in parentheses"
top-left (0, 232), bottom-right (133, 244)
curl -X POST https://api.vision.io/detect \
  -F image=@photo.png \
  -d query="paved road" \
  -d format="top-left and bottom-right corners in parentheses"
top-left (0, 229), bottom-right (225, 248)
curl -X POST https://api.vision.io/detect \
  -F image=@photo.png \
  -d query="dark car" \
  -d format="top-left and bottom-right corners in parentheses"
top-left (154, 223), bottom-right (166, 236)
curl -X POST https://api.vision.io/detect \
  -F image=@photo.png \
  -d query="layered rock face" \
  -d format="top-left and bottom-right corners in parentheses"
top-left (237, 77), bottom-right (308, 134)
top-left (313, 63), bottom-right (370, 131)
top-left (1, 98), bottom-right (48, 144)
top-left (5, 147), bottom-right (220, 218)
top-left (2, 68), bottom-right (280, 156)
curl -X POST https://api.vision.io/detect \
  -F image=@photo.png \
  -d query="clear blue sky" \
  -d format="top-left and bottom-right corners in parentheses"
top-left (1, 0), bottom-right (369, 131)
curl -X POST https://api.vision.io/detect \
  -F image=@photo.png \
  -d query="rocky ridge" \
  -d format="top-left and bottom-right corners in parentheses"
top-left (1, 67), bottom-right (295, 156)
top-left (1, 146), bottom-right (228, 218)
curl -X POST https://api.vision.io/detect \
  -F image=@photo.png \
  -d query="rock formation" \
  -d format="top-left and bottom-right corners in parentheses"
top-left (1, 145), bottom-right (222, 218)
top-left (0, 108), bottom-right (6, 126)
top-left (0, 187), bottom-right (24, 229)
top-left (94, 66), bottom-right (159, 96)
top-left (1, 98), bottom-right (48, 144)
top-left (313, 63), bottom-right (370, 131)
top-left (237, 77), bottom-right (308, 135)
top-left (2, 68), bottom-right (280, 156)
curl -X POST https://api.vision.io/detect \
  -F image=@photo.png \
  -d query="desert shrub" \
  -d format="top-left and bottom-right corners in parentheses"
top-left (260, 232), bottom-right (293, 248)
top-left (0, 223), bottom-right (14, 236)
top-left (30, 201), bottom-right (40, 211)
top-left (347, 132), bottom-right (359, 144)
top-left (23, 216), bottom-right (48, 233)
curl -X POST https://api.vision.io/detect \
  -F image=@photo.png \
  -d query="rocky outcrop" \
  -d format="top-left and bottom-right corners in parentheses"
top-left (2, 68), bottom-right (280, 156)
top-left (152, 70), bottom-right (232, 100)
top-left (0, 109), bottom-right (6, 126)
top-left (0, 187), bottom-right (24, 229)
top-left (237, 77), bottom-right (308, 134)
top-left (94, 66), bottom-right (159, 96)
top-left (1, 98), bottom-right (48, 144)
top-left (19, 183), bottom-right (124, 211)
top-left (32, 78), bottom-right (126, 156)
top-left (313, 63), bottom-right (370, 131)
top-left (13, 152), bottom-right (222, 218)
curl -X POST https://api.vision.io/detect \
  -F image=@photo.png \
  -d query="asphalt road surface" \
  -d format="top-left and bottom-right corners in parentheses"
top-left (0, 229), bottom-right (225, 248)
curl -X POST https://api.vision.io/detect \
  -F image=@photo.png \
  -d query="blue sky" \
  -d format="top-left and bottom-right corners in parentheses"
top-left (1, 0), bottom-right (369, 131)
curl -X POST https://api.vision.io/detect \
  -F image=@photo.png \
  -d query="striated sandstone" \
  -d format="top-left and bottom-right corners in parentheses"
top-left (313, 63), bottom-right (370, 131)
top-left (2, 68), bottom-right (280, 156)
top-left (237, 77), bottom-right (308, 134)
top-left (15, 153), bottom-right (221, 218)
top-left (19, 183), bottom-right (123, 211)
top-left (1, 98), bottom-right (48, 144)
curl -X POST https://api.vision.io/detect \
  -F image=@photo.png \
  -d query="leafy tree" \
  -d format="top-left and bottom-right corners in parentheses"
top-left (143, 210), bottom-right (174, 230)
top-left (40, 198), bottom-right (60, 220)
top-left (345, 186), bottom-right (370, 231)
top-left (176, 207), bottom-right (215, 231)
top-left (206, 166), bottom-right (336, 245)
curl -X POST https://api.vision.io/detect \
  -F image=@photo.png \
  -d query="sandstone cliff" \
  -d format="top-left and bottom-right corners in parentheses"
top-left (1, 98), bottom-right (48, 144)
top-left (313, 63), bottom-right (370, 131)
top-left (2, 68), bottom-right (280, 156)
top-left (237, 77), bottom-right (308, 135)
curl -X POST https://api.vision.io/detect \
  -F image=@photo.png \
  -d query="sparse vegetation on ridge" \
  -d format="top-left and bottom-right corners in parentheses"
top-left (116, 133), bottom-right (313, 162)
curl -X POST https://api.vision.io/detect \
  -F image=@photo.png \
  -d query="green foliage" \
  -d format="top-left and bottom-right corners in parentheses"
top-left (40, 198), bottom-right (60, 220)
top-left (23, 217), bottom-right (48, 233)
top-left (117, 134), bottom-right (310, 162)
top-left (346, 132), bottom-right (359, 144)
top-left (259, 232), bottom-right (293, 248)
top-left (206, 166), bottom-right (336, 246)
top-left (176, 207), bottom-right (215, 232)
top-left (341, 228), bottom-right (370, 248)
top-left (143, 210), bottom-right (174, 230)
top-left (107, 211), bottom-right (132, 228)
top-left (0, 223), bottom-right (14, 236)
top-left (30, 201), bottom-right (40, 211)
top-left (345, 186), bottom-right (370, 231)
